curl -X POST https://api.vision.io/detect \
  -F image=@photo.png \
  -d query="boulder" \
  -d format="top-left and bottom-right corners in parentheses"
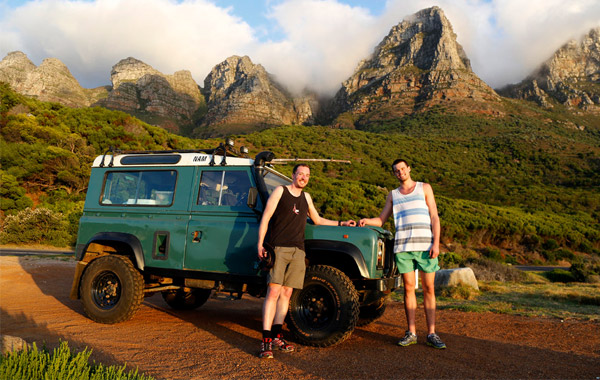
top-left (434, 267), bottom-right (479, 290)
top-left (1, 335), bottom-right (30, 354)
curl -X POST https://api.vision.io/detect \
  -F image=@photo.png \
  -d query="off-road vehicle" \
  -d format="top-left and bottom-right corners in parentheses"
top-left (70, 141), bottom-right (401, 347)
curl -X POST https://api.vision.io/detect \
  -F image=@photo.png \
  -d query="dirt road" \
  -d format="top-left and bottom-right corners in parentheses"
top-left (1, 256), bottom-right (598, 379)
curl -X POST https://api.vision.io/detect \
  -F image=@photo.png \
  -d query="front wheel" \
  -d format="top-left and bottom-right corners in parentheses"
top-left (80, 255), bottom-right (144, 324)
top-left (287, 265), bottom-right (359, 347)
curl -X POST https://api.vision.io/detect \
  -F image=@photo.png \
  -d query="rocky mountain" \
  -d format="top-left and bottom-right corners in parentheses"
top-left (95, 57), bottom-right (205, 133)
top-left (0, 52), bottom-right (205, 134)
top-left (0, 51), bottom-right (106, 107)
top-left (326, 6), bottom-right (502, 128)
top-left (195, 55), bottom-right (317, 137)
top-left (498, 28), bottom-right (600, 113)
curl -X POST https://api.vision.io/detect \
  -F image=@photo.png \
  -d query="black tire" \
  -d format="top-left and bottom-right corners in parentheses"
top-left (161, 288), bottom-right (211, 310)
top-left (356, 294), bottom-right (388, 327)
top-left (80, 255), bottom-right (144, 324)
top-left (287, 265), bottom-right (359, 347)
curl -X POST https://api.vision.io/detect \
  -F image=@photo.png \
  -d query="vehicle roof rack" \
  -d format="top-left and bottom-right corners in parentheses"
top-left (99, 139), bottom-right (250, 168)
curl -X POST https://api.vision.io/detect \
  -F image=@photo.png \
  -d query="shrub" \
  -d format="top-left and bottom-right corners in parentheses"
top-left (541, 249), bottom-right (556, 263)
top-left (542, 239), bottom-right (559, 250)
top-left (481, 247), bottom-right (503, 262)
top-left (545, 269), bottom-right (577, 283)
top-left (0, 171), bottom-right (33, 214)
top-left (466, 257), bottom-right (526, 282)
top-left (555, 248), bottom-right (575, 262)
top-left (0, 207), bottom-right (72, 247)
top-left (438, 284), bottom-right (479, 300)
top-left (439, 251), bottom-right (464, 268)
top-left (570, 261), bottom-right (600, 283)
top-left (0, 341), bottom-right (154, 380)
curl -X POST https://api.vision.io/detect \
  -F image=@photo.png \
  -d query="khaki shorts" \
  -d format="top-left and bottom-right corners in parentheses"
top-left (395, 251), bottom-right (440, 274)
top-left (268, 246), bottom-right (306, 289)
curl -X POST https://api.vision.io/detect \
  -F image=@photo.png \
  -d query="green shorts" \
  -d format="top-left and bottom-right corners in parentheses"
top-left (268, 246), bottom-right (306, 289)
top-left (395, 251), bottom-right (440, 274)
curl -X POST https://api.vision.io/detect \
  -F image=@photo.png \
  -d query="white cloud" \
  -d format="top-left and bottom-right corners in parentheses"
top-left (0, 0), bottom-right (257, 88)
top-left (381, 0), bottom-right (600, 88)
top-left (254, 0), bottom-right (381, 95)
top-left (0, 0), bottom-right (599, 94)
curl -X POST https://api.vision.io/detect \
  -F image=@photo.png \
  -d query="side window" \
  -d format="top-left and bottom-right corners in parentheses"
top-left (101, 170), bottom-right (176, 206)
top-left (197, 170), bottom-right (251, 206)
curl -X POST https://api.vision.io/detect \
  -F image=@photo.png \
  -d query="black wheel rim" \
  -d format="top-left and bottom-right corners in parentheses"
top-left (296, 283), bottom-right (336, 330)
top-left (91, 270), bottom-right (121, 310)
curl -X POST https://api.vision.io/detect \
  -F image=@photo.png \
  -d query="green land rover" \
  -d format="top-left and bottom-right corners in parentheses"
top-left (70, 141), bottom-right (402, 347)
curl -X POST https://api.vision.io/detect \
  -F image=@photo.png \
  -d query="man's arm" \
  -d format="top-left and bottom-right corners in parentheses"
top-left (358, 192), bottom-right (393, 227)
top-left (257, 186), bottom-right (284, 258)
top-left (305, 192), bottom-right (356, 226)
top-left (423, 183), bottom-right (440, 259)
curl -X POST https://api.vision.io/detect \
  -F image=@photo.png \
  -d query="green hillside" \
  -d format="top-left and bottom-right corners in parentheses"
top-left (1, 83), bottom-right (599, 269)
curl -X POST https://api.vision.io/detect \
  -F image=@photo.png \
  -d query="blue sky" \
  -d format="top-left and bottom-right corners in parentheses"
top-left (1, 0), bottom-right (599, 95)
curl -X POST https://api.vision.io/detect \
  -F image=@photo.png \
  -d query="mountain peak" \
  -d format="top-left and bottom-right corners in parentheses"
top-left (196, 55), bottom-right (317, 137)
top-left (499, 27), bottom-right (600, 111)
top-left (327, 6), bottom-right (500, 127)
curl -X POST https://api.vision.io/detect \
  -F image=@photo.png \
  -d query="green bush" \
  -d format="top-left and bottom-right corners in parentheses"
top-left (0, 207), bottom-right (72, 246)
top-left (545, 269), bottom-right (577, 283)
top-left (0, 171), bottom-right (33, 214)
top-left (481, 247), bottom-right (502, 262)
top-left (438, 284), bottom-right (479, 300)
top-left (555, 248), bottom-right (576, 262)
top-left (0, 341), bottom-right (154, 380)
top-left (570, 261), bottom-right (600, 283)
top-left (542, 238), bottom-right (559, 250)
top-left (466, 258), bottom-right (526, 282)
top-left (439, 251), bottom-right (464, 268)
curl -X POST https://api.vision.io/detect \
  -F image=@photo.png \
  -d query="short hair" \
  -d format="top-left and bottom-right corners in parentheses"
top-left (392, 159), bottom-right (409, 170)
top-left (293, 163), bottom-right (310, 174)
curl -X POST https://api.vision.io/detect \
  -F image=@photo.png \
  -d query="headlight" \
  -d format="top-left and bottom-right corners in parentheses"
top-left (377, 239), bottom-right (385, 269)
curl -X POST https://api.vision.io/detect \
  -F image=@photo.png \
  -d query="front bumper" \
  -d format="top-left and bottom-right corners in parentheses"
top-left (353, 275), bottom-right (402, 292)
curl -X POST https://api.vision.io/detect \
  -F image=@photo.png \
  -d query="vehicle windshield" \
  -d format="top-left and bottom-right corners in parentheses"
top-left (259, 166), bottom-right (292, 194)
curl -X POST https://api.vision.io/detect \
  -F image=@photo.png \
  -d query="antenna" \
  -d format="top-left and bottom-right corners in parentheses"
top-left (271, 158), bottom-right (351, 164)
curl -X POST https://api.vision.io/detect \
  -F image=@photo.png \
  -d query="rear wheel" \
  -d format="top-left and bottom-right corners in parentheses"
top-left (287, 265), bottom-right (359, 347)
top-left (161, 288), bottom-right (212, 310)
top-left (80, 255), bottom-right (144, 324)
top-left (356, 293), bottom-right (388, 327)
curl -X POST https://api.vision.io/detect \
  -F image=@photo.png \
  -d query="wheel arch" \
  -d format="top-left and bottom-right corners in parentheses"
top-left (70, 233), bottom-right (145, 300)
top-left (77, 232), bottom-right (145, 269)
top-left (305, 240), bottom-right (369, 279)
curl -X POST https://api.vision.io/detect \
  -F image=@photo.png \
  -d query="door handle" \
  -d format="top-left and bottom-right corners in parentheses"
top-left (192, 231), bottom-right (202, 243)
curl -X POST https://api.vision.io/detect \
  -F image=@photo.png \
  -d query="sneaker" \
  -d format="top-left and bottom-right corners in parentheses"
top-left (259, 339), bottom-right (274, 359)
top-left (397, 331), bottom-right (417, 347)
top-left (273, 336), bottom-right (295, 352)
top-left (426, 333), bottom-right (446, 349)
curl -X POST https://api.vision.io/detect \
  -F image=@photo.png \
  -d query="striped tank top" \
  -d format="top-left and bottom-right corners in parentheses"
top-left (392, 182), bottom-right (433, 253)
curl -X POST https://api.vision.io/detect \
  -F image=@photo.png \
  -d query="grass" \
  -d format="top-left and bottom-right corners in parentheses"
top-left (391, 273), bottom-right (600, 321)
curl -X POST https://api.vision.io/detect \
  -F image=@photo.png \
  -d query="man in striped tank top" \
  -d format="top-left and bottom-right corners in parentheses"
top-left (359, 159), bottom-right (446, 349)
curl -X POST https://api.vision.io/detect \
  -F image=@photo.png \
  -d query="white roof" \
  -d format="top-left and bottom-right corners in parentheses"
top-left (91, 153), bottom-right (255, 168)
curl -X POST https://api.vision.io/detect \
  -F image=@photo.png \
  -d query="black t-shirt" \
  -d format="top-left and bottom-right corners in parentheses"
top-left (267, 186), bottom-right (308, 250)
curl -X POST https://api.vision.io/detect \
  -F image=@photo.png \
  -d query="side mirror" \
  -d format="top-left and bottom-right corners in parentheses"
top-left (247, 187), bottom-right (258, 209)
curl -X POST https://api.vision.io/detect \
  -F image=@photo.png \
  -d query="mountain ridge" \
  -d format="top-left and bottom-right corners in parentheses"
top-left (1, 7), bottom-right (599, 135)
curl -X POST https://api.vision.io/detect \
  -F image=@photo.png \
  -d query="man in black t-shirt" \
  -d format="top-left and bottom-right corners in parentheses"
top-left (256, 164), bottom-right (355, 359)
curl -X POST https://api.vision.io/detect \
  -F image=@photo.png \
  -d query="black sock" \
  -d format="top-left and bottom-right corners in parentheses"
top-left (262, 330), bottom-right (272, 341)
top-left (272, 324), bottom-right (282, 339)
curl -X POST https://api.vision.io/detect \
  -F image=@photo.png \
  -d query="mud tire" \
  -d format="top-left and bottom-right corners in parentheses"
top-left (287, 265), bottom-right (359, 347)
top-left (80, 255), bottom-right (144, 324)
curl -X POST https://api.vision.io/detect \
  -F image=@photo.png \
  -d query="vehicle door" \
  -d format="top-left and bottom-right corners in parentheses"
top-left (97, 168), bottom-right (188, 269)
top-left (184, 167), bottom-right (261, 275)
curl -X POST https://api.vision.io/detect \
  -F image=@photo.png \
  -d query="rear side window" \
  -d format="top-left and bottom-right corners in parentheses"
top-left (100, 170), bottom-right (177, 206)
top-left (198, 170), bottom-right (252, 206)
